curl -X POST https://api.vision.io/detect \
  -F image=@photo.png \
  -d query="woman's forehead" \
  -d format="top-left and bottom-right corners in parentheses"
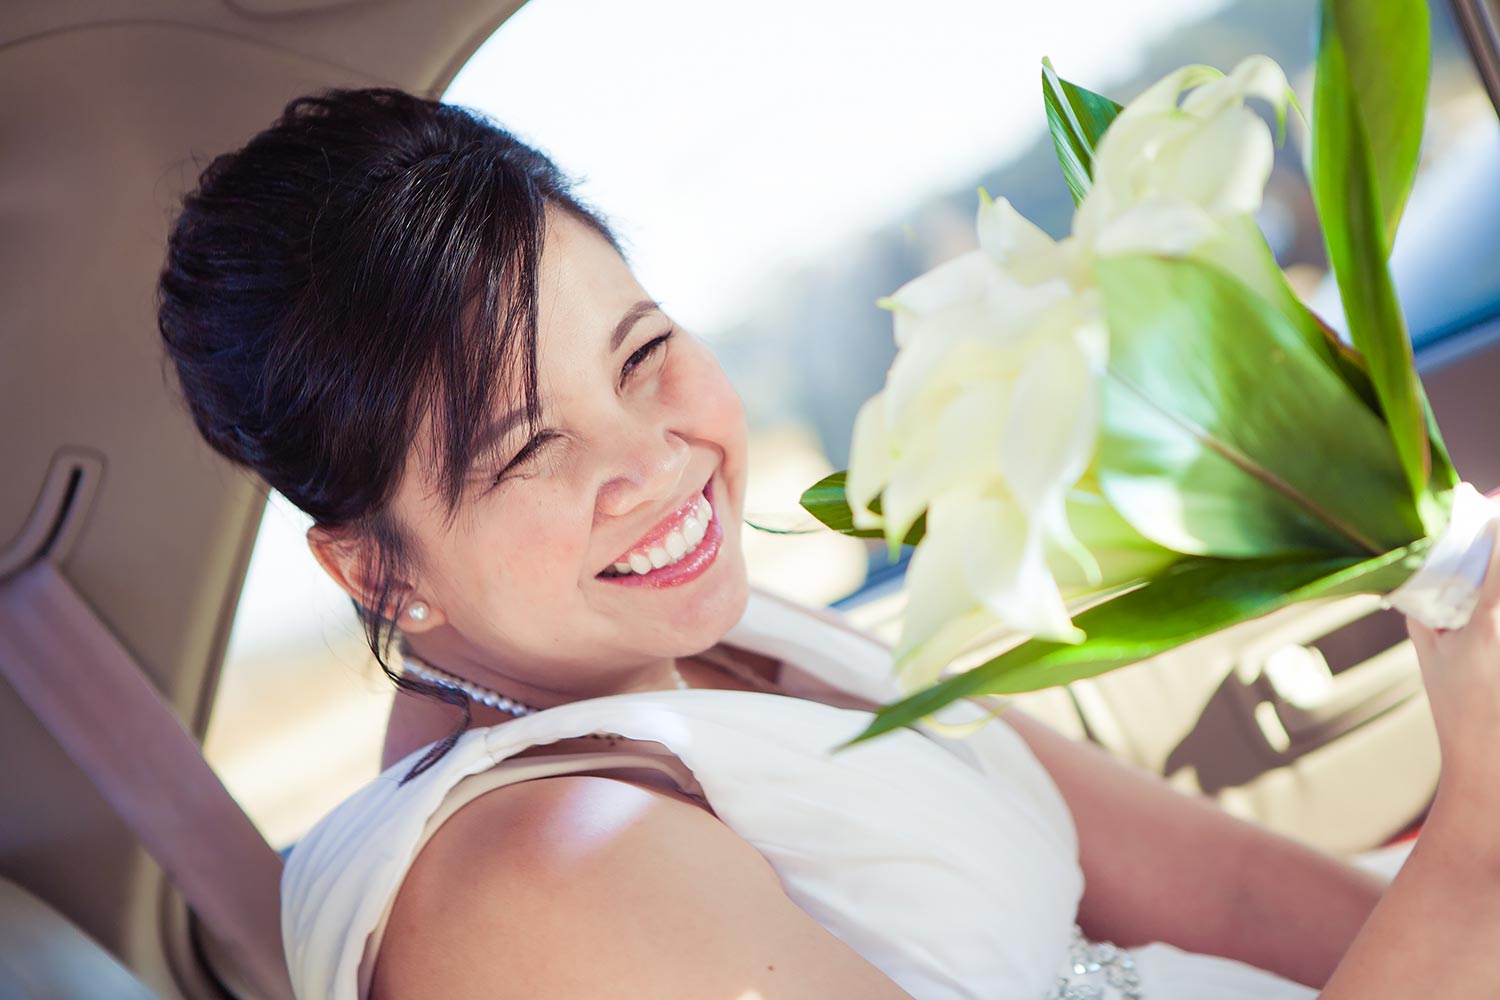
top-left (536, 210), bottom-right (649, 335)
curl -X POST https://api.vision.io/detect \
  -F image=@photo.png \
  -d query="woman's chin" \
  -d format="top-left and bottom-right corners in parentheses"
top-left (652, 551), bottom-right (750, 655)
top-left (664, 551), bottom-right (750, 647)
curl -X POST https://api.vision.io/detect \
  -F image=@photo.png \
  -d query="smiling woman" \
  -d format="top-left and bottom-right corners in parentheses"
top-left (154, 83), bottom-right (1500, 1000)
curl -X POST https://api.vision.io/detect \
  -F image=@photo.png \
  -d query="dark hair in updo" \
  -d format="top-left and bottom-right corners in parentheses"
top-left (157, 87), bottom-right (619, 778)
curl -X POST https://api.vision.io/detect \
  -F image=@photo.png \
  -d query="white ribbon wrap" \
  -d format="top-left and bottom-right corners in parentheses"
top-left (1383, 482), bottom-right (1500, 630)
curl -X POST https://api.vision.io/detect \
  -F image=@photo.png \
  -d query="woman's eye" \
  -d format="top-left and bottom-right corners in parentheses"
top-left (620, 329), bottom-right (673, 385)
top-left (494, 431), bottom-right (558, 483)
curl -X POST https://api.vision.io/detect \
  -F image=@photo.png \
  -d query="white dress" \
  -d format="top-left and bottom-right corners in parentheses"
top-left (281, 590), bottom-right (1334, 1000)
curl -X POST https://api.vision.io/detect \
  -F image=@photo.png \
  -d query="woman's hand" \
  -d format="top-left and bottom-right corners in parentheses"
top-left (1405, 524), bottom-right (1500, 817)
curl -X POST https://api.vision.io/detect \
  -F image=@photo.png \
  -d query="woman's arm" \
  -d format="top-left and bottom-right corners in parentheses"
top-left (1316, 538), bottom-right (1500, 998)
top-left (1316, 783), bottom-right (1500, 997)
top-left (1002, 707), bottom-right (1384, 989)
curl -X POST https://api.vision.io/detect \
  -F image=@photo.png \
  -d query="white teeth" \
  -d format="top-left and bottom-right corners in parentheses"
top-left (606, 490), bottom-right (718, 577)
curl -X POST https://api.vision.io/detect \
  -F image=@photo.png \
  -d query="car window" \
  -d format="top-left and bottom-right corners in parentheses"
top-left (444, 0), bottom-right (1500, 608)
top-left (208, 0), bottom-right (1500, 844)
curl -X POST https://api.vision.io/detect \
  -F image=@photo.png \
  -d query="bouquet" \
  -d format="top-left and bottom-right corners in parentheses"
top-left (802, 0), bottom-right (1500, 746)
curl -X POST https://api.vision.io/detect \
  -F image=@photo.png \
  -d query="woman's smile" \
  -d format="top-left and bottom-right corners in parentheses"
top-left (596, 476), bottom-right (724, 589)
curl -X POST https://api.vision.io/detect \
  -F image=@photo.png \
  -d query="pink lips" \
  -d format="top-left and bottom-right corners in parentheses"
top-left (598, 478), bottom-right (722, 590)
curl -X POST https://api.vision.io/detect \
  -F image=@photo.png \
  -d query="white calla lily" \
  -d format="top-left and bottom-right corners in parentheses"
top-left (895, 487), bottom-right (1080, 691)
top-left (848, 54), bottom-right (1293, 681)
top-left (1078, 55), bottom-right (1291, 259)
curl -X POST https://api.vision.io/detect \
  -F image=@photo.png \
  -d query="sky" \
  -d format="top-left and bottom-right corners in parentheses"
top-left (445, 0), bottom-right (1233, 335)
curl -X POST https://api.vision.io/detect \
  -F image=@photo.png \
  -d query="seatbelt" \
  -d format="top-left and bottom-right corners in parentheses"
top-left (0, 560), bottom-right (294, 1000)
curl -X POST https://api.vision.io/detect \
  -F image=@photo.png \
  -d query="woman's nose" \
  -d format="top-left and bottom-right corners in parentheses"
top-left (594, 425), bottom-right (692, 520)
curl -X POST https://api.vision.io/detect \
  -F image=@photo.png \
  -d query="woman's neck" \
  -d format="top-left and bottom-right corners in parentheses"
top-left (397, 629), bottom-right (685, 712)
top-left (380, 639), bottom-right (788, 770)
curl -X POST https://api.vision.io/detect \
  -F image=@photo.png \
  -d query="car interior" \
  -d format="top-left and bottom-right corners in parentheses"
top-left (2, 1), bottom-right (1498, 997)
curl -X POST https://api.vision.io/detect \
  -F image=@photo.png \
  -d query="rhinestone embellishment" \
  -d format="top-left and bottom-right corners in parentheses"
top-left (1045, 925), bottom-right (1144, 1000)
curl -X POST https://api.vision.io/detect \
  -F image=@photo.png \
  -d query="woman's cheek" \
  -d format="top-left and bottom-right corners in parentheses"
top-left (669, 348), bottom-right (747, 518)
top-left (480, 494), bottom-right (586, 595)
top-left (670, 343), bottom-right (746, 437)
top-left (541, 497), bottom-right (591, 572)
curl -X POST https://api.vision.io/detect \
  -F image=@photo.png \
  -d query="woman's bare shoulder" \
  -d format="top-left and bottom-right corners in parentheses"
top-left (369, 773), bottom-right (914, 1000)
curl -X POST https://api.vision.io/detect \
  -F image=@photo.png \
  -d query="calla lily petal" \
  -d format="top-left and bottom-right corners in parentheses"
top-left (845, 393), bottom-right (890, 531)
top-left (999, 322), bottom-right (1102, 515)
top-left (1092, 198), bottom-right (1221, 258)
top-left (944, 490), bottom-right (1084, 643)
top-left (1158, 107), bottom-right (1275, 217)
top-left (1181, 54), bottom-right (1289, 119)
top-left (895, 512), bottom-right (994, 686)
top-left (977, 196), bottom-right (1073, 284)
top-left (894, 606), bottom-right (1002, 693)
top-left (1114, 64), bottom-right (1224, 120)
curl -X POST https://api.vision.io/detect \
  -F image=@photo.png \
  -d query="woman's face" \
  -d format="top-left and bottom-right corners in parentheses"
top-left (385, 208), bottom-right (751, 696)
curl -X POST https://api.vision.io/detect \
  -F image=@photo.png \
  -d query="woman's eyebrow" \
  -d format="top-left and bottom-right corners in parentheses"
top-left (609, 299), bottom-right (662, 351)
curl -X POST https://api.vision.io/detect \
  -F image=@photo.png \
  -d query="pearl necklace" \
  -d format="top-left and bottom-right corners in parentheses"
top-left (400, 643), bottom-right (788, 719)
top-left (401, 652), bottom-right (689, 718)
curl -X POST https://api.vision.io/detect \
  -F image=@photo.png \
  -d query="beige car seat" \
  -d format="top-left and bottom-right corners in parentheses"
top-left (0, 876), bottom-right (158, 1000)
top-left (0, 2), bottom-right (525, 997)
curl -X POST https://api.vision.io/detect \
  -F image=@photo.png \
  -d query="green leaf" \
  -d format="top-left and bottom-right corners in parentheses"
top-left (1042, 57), bottom-right (1123, 206)
top-left (799, 472), bottom-right (926, 546)
top-left (743, 519), bottom-right (824, 536)
top-left (1312, 0), bottom-right (1434, 513)
top-left (1320, 0), bottom-right (1430, 247)
top-left (1244, 293), bottom-right (1456, 506)
top-left (1199, 216), bottom-right (1380, 417)
top-left (1424, 400), bottom-right (1461, 494)
top-left (1200, 224), bottom-right (1457, 512)
top-left (1095, 254), bottom-right (1426, 559)
top-left (837, 539), bottom-right (1429, 748)
top-left (1194, 221), bottom-right (1451, 506)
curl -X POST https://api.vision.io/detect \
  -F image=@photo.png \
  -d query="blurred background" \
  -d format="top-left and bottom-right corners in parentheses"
top-left (207, 0), bottom-right (1500, 846)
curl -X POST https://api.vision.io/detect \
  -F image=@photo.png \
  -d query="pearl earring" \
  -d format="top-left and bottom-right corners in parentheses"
top-left (407, 601), bottom-right (429, 623)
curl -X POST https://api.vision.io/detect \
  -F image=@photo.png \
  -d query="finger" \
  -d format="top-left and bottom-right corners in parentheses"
top-left (1475, 521), bottom-right (1500, 608)
top-left (1406, 613), bottom-right (1435, 651)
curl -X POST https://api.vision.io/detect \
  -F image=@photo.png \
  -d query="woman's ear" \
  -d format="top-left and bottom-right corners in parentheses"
top-left (305, 523), bottom-right (448, 632)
